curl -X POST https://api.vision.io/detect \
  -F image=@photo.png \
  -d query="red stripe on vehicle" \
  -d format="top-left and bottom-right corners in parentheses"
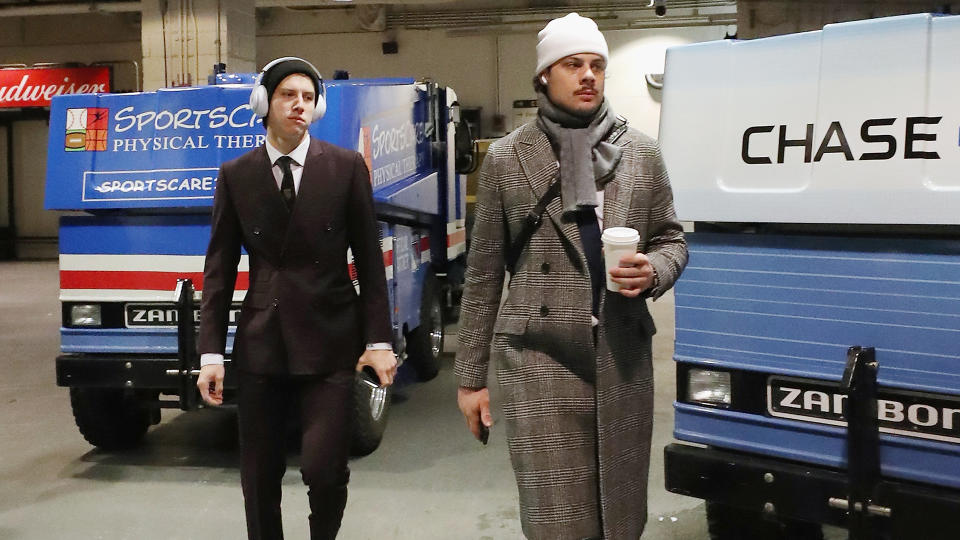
top-left (60, 270), bottom-right (249, 291)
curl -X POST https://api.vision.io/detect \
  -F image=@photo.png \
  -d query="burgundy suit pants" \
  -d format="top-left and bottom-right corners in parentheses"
top-left (237, 369), bottom-right (354, 540)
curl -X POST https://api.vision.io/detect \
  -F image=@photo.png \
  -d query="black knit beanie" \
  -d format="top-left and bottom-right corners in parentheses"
top-left (262, 59), bottom-right (320, 102)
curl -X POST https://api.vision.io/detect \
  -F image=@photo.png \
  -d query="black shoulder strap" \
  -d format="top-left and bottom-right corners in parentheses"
top-left (503, 114), bottom-right (626, 274)
top-left (505, 179), bottom-right (562, 274)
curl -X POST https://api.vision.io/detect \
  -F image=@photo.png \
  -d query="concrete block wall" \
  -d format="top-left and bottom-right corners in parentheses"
top-left (0, 13), bottom-right (141, 92)
top-left (141, 0), bottom-right (254, 91)
top-left (221, 0), bottom-right (255, 76)
top-left (255, 7), bottom-right (729, 139)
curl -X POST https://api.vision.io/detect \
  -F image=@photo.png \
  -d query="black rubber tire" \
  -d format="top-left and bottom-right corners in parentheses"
top-left (69, 387), bottom-right (152, 450)
top-left (442, 256), bottom-right (466, 324)
top-left (406, 270), bottom-right (444, 381)
top-left (350, 368), bottom-right (391, 457)
top-left (707, 502), bottom-right (824, 540)
top-left (442, 289), bottom-right (461, 324)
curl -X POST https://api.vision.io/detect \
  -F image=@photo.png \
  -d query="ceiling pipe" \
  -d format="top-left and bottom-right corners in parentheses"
top-left (0, 0), bottom-right (736, 18)
top-left (386, 1), bottom-right (736, 28)
top-left (0, 2), bottom-right (142, 17)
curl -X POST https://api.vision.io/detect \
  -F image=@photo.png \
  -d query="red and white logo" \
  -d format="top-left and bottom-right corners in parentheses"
top-left (0, 66), bottom-right (110, 108)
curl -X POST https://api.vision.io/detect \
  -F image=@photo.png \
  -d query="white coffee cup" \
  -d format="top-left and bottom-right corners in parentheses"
top-left (601, 227), bottom-right (640, 292)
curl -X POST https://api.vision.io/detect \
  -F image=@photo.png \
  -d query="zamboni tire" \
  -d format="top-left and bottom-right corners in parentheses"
top-left (406, 270), bottom-right (444, 381)
top-left (69, 387), bottom-right (153, 450)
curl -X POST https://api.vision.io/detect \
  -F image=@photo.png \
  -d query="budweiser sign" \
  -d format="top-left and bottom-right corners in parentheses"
top-left (0, 66), bottom-right (111, 108)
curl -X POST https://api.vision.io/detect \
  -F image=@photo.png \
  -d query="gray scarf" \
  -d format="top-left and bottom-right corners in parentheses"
top-left (536, 91), bottom-right (624, 214)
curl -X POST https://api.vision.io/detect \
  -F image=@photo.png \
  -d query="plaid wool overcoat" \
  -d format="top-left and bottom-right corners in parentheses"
top-left (455, 120), bottom-right (688, 540)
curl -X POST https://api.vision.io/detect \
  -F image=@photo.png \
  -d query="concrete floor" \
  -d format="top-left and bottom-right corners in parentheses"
top-left (0, 260), bottom-right (841, 539)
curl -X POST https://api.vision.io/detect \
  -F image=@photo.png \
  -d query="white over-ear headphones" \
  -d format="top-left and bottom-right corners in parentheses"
top-left (249, 56), bottom-right (326, 121)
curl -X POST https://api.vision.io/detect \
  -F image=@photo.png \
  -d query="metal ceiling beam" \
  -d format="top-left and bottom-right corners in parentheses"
top-left (0, 0), bottom-right (737, 24)
top-left (0, 1), bottom-right (141, 17)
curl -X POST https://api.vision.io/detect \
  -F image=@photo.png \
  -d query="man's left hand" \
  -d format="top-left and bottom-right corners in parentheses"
top-left (609, 252), bottom-right (655, 298)
top-left (356, 349), bottom-right (398, 386)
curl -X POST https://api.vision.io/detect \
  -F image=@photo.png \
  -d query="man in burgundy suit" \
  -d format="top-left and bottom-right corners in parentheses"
top-left (195, 57), bottom-right (397, 540)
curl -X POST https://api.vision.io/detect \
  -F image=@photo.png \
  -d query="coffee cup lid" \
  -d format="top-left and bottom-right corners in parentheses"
top-left (601, 227), bottom-right (640, 244)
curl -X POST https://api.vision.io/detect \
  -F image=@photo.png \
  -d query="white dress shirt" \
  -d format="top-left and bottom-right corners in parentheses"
top-left (265, 134), bottom-right (310, 194)
top-left (596, 190), bottom-right (604, 229)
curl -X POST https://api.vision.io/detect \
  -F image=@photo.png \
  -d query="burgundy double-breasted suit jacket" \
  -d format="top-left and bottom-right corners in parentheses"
top-left (198, 138), bottom-right (392, 375)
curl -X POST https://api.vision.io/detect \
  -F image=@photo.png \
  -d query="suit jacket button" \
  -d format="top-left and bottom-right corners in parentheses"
top-left (253, 227), bottom-right (262, 236)
top-left (314, 260), bottom-right (321, 265)
top-left (541, 262), bottom-right (550, 274)
top-left (540, 305), bottom-right (549, 316)
top-left (272, 299), bottom-right (279, 309)
top-left (325, 224), bottom-right (333, 232)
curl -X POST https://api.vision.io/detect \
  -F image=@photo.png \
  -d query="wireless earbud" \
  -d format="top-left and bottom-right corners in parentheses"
top-left (540, 75), bottom-right (548, 85)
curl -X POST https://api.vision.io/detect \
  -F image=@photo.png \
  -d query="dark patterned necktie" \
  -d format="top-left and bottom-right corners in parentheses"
top-left (276, 156), bottom-right (296, 210)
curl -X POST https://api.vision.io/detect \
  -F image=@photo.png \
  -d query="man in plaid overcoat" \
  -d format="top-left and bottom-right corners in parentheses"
top-left (455, 13), bottom-right (688, 540)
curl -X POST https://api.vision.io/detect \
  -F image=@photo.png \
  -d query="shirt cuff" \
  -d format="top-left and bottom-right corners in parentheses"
top-left (366, 342), bottom-right (393, 351)
top-left (200, 353), bottom-right (225, 366)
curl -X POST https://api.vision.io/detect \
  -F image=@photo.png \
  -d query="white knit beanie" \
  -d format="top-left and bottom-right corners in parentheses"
top-left (535, 13), bottom-right (609, 76)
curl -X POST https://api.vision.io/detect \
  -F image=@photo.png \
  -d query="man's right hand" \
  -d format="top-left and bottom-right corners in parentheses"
top-left (197, 364), bottom-right (225, 406)
top-left (457, 386), bottom-right (493, 442)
